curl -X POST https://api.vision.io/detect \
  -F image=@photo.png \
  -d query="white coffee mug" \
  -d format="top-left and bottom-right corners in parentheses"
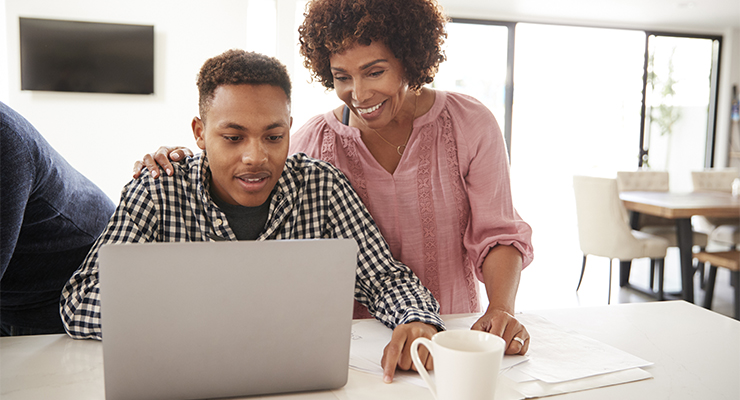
top-left (410, 330), bottom-right (505, 400)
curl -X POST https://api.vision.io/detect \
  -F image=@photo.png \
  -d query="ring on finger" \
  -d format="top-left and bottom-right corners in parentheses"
top-left (513, 336), bottom-right (525, 346)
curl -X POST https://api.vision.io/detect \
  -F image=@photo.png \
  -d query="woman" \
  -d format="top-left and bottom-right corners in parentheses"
top-left (295, 0), bottom-right (532, 353)
top-left (137, 0), bottom-right (533, 356)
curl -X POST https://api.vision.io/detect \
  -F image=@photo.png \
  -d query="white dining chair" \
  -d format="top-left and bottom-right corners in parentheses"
top-left (691, 169), bottom-right (740, 250)
top-left (573, 175), bottom-right (670, 303)
top-left (709, 225), bottom-right (740, 249)
top-left (616, 170), bottom-right (670, 192)
top-left (691, 169), bottom-right (739, 193)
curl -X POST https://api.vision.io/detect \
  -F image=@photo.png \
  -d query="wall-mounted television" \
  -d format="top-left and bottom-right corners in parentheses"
top-left (19, 18), bottom-right (154, 95)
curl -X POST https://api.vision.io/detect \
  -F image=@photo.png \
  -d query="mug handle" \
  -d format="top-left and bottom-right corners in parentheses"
top-left (410, 337), bottom-right (436, 399)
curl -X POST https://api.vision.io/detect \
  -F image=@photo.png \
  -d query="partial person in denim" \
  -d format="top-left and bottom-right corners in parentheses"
top-left (0, 102), bottom-right (115, 336)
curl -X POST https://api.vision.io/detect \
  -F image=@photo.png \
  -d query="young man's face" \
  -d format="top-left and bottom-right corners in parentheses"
top-left (192, 84), bottom-right (292, 207)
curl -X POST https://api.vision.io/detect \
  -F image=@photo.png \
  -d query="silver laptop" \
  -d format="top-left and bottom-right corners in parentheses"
top-left (98, 239), bottom-right (358, 400)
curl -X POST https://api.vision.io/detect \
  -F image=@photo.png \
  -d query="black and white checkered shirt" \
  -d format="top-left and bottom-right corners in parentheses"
top-left (60, 153), bottom-right (443, 340)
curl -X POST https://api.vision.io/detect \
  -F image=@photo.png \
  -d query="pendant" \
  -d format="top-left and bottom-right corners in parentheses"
top-left (397, 145), bottom-right (406, 156)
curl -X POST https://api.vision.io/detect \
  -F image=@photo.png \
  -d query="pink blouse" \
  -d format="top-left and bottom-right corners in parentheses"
top-left (290, 91), bottom-right (533, 317)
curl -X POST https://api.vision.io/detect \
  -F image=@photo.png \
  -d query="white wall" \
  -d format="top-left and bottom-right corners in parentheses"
top-left (3, 0), bottom-right (255, 202)
top-left (3, 0), bottom-right (739, 203)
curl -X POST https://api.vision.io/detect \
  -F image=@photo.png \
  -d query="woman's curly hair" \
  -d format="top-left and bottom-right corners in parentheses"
top-left (298, 0), bottom-right (448, 91)
top-left (197, 49), bottom-right (292, 120)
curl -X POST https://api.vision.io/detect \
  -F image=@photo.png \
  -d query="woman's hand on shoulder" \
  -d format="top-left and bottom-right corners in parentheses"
top-left (133, 146), bottom-right (194, 179)
top-left (471, 308), bottom-right (529, 355)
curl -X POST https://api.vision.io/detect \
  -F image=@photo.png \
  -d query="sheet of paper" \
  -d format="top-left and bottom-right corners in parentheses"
top-left (507, 367), bottom-right (653, 398)
top-left (502, 314), bottom-right (652, 383)
top-left (349, 313), bottom-right (654, 398)
top-left (448, 314), bottom-right (653, 383)
top-left (349, 320), bottom-right (528, 388)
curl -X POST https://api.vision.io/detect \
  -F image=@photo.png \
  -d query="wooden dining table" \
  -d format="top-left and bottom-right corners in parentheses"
top-left (619, 191), bottom-right (740, 303)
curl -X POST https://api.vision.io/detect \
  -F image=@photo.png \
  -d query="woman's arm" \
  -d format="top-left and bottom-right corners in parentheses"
top-left (447, 94), bottom-right (532, 355)
top-left (471, 244), bottom-right (530, 355)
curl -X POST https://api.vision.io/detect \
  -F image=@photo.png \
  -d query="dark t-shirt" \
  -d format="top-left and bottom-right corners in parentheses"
top-left (212, 193), bottom-right (271, 240)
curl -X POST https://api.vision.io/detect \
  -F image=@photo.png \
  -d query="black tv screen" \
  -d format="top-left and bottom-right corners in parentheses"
top-left (19, 18), bottom-right (154, 95)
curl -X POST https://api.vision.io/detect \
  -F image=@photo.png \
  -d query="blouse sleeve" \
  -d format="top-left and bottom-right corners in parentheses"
top-left (452, 95), bottom-right (534, 280)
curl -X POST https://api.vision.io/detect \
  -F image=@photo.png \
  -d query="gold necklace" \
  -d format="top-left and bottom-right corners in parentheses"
top-left (372, 94), bottom-right (418, 156)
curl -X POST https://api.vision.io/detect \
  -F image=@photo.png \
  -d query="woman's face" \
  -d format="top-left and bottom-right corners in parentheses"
top-left (329, 41), bottom-right (411, 130)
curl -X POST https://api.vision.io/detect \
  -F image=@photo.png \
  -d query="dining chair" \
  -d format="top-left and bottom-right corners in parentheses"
top-left (709, 225), bottom-right (740, 249)
top-left (691, 169), bottom-right (740, 250)
top-left (691, 169), bottom-right (739, 193)
top-left (616, 170), bottom-right (708, 287)
top-left (693, 251), bottom-right (740, 320)
top-left (573, 175), bottom-right (670, 303)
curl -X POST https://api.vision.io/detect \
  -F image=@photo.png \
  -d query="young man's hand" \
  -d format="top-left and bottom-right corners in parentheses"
top-left (380, 321), bottom-right (438, 383)
top-left (133, 146), bottom-right (193, 179)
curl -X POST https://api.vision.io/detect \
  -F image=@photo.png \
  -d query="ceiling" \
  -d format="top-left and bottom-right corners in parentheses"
top-left (439, 0), bottom-right (740, 33)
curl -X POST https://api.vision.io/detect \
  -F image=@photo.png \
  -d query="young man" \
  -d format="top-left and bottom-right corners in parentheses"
top-left (60, 49), bottom-right (442, 382)
top-left (1, 102), bottom-right (115, 336)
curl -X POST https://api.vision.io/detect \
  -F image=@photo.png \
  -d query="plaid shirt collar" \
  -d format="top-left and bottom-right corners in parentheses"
top-left (195, 152), bottom-right (296, 241)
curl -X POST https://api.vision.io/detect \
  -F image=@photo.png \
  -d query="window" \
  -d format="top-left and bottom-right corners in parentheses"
top-left (641, 34), bottom-right (721, 192)
top-left (437, 20), bottom-right (722, 308)
top-left (433, 20), bottom-right (513, 150)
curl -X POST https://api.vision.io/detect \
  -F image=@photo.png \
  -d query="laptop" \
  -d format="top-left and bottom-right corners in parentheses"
top-left (98, 239), bottom-right (358, 400)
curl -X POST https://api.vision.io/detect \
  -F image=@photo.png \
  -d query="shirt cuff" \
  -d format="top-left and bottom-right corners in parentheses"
top-left (397, 309), bottom-right (446, 332)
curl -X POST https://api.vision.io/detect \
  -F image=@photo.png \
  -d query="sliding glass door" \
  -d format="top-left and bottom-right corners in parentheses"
top-left (640, 34), bottom-right (721, 192)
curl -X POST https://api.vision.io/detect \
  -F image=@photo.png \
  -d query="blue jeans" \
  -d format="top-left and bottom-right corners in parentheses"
top-left (1, 101), bottom-right (115, 335)
top-left (0, 320), bottom-right (66, 336)
top-left (0, 244), bottom-right (93, 336)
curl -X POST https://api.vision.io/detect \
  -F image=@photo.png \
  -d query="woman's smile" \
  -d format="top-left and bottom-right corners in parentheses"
top-left (356, 100), bottom-right (387, 120)
top-left (357, 100), bottom-right (385, 114)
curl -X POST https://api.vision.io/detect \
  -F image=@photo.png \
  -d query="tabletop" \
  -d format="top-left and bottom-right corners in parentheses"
top-left (618, 190), bottom-right (740, 301)
top-left (619, 191), bottom-right (740, 219)
top-left (1, 301), bottom-right (738, 400)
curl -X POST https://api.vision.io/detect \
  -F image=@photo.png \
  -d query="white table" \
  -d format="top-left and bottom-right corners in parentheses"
top-left (1, 301), bottom-right (738, 400)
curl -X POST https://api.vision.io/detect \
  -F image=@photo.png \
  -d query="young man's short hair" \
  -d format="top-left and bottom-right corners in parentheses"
top-left (197, 49), bottom-right (292, 120)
